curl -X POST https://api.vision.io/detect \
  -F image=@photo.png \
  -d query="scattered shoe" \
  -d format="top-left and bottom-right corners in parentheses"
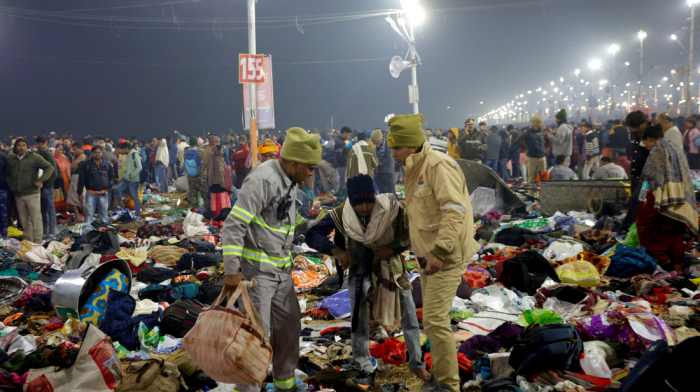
top-left (345, 370), bottom-right (375, 392)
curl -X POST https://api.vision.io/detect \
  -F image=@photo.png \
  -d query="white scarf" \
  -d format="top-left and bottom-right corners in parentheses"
top-left (342, 194), bottom-right (399, 248)
top-left (351, 140), bottom-right (369, 175)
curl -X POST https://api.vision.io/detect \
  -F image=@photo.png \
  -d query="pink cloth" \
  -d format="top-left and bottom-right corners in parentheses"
top-left (684, 128), bottom-right (700, 153)
top-left (210, 192), bottom-right (231, 221)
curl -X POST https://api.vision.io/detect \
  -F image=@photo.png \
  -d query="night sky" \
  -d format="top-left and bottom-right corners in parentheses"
top-left (0, 0), bottom-right (691, 140)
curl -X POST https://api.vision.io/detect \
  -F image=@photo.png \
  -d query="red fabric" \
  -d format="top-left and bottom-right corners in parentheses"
top-left (320, 327), bottom-right (342, 336)
top-left (636, 191), bottom-right (687, 268)
top-left (415, 308), bottom-right (423, 322)
top-left (232, 145), bottom-right (251, 173)
top-left (615, 156), bottom-right (631, 176)
top-left (369, 338), bottom-right (407, 365)
top-left (424, 353), bottom-right (473, 373)
top-left (100, 255), bottom-right (119, 264)
top-left (45, 323), bottom-right (63, 331)
top-left (464, 270), bottom-right (490, 289)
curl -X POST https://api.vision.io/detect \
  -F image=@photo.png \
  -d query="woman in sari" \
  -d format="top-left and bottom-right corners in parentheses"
top-left (54, 144), bottom-right (71, 193)
top-left (637, 125), bottom-right (699, 271)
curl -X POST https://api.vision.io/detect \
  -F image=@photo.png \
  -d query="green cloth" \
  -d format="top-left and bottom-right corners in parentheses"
top-left (387, 114), bottom-right (425, 148)
top-left (0, 348), bottom-right (51, 375)
top-left (346, 144), bottom-right (379, 179)
top-left (531, 116), bottom-right (543, 125)
top-left (37, 149), bottom-right (60, 189)
top-left (25, 272), bottom-right (40, 280)
top-left (6, 151), bottom-right (55, 197)
top-left (0, 269), bottom-right (19, 277)
top-left (281, 127), bottom-right (322, 165)
top-left (555, 109), bottom-right (567, 121)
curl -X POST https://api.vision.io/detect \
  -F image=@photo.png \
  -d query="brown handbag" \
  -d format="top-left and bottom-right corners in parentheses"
top-left (182, 279), bottom-right (272, 384)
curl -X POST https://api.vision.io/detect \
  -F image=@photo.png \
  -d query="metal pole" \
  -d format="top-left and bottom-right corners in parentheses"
top-left (612, 52), bottom-right (616, 120)
top-left (248, 0), bottom-right (258, 165)
top-left (639, 38), bottom-right (643, 105)
top-left (688, 3), bottom-right (695, 117)
top-left (410, 23), bottom-right (418, 114)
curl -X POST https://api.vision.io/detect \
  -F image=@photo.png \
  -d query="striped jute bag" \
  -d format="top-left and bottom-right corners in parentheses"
top-left (182, 279), bottom-right (272, 384)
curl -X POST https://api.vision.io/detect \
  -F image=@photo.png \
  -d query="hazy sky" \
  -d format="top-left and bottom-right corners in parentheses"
top-left (0, 0), bottom-right (691, 140)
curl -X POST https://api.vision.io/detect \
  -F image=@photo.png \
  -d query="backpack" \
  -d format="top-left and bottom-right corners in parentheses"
top-left (619, 337), bottom-right (699, 392)
top-left (176, 252), bottom-right (221, 271)
top-left (184, 148), bottom-right (201, 177)
top-left (157, 282), bottom-right (199, 303)
top-left (498, 250), bottom-right (560, 295)
top-left (605, 245), bottom-right (658, 278)
top-left (160, 298), bottom-right (205, 338)
top-left (508, 322), bottom-right (583, 376)
top-left (191, 240), bottom-right (216, 252)
top-left (117, 358), bottom-right (186, 392)
top-left (198, 277), bottom-right (226, 306)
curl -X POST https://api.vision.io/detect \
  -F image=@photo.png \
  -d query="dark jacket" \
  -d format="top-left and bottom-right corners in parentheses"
top-left (0, 154), bottom-right (8, 191)
top-left (77, 159), bottom-right (116, 195)
top-left (485, 132), bottom-right (503, 161)
top-left (457, 130), bottom-right (488, 161)
top-left (167, 142), bottom-right (178, 166)
top-left (630, 130), bottom-right (649, 178)
top-left (333, 136), bottom-right (350, 168)
top-left (515, 128), bottom-right (548, 158)
top-left (498, 130), bottom-right (510, 160)
top-left (508, 131), bottom-right (521, 156)
top-left (375, 139), bottom-right (395, 174)
top-left (609, 125), bottom-right (630, 149)
top-left (6, 151), bottom-right (54, 197)
top-left (37, 149), bottom-right (61, 190)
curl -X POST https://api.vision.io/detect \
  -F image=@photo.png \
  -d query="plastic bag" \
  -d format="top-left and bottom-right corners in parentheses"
top-left (580, 346), bottom-right (612, 379)
top-left (516, 309), bottom-right (563, 326)
top-left (584, 341), bottom-right (621, 368)
top-left (138, 321), bottom-right (160, 351)
top-left (470, 187), bottom-right (496, 216)
top-left (470, 285), bottom-right (536, 314)
top-left (625, 223), bottom-right (640, 247)
top-left (543, 297), bottom-right (584, 321)
top-left (555, 260), bottom-right (601, 287)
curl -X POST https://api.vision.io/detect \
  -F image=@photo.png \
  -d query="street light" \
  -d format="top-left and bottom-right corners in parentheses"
top-left (637, 31), bottom-right (646, 105)
top-left (608, 44), bottom-right (620, 119)
top-left (386, 0), bottom-right (424, 114)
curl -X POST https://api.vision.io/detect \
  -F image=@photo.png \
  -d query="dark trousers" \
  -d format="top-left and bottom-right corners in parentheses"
top-left (622, 177), bottom-right (641, 230)
top-left (510, 153), bottom-right (521, 178)
top-left (375, 172), bottom-right (397, 197)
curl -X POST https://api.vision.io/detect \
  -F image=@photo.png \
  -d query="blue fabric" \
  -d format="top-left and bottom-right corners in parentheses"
top-left (184, 148), bottom-right (201, 176)
top-left (115, 180), bottom-right (141, 215)
top-left (306, 214), bottom-right (338, 256)
top-left (167, 142), bottom-right (178, 165)
top-left (103, 290), bottom-right (162, 351)
top-left (607, 245), bottom-right (659, 278)
top-left (155, 162), bottom-right (168, 193)
top-left (317, 289), bottom-right (351, 318)
top-left (347, 174), bottom-right (375, 207)
top-left (498, 158), bottom-right (510, 182)
top-left (84, 192), bottom-right (109, 226)
top-left (0, 189), bottom-right (9, 236)
top-left (40, 188), bottom-right (56, 236)
top-left (483, 159), bottom-right (499, 172)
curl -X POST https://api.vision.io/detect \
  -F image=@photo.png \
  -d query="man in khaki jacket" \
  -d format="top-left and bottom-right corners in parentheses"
top-left (388, 114), bottom-right (479, 392)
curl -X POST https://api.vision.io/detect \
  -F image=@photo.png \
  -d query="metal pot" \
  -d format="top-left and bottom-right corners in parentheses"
top-left (51, 258), bottom-right (132, 321)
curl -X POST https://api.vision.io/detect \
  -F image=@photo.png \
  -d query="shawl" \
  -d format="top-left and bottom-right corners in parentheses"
top-left (641, 139), bottom-right (699, 235)
top-left (208, 147), bottom-right (231, 192)
top-left (351, 141), bottom-right (369, 175)
top-left (342, 194), bottom-right (398, 248)
top-left (53, 148), bottom-right (71, 175)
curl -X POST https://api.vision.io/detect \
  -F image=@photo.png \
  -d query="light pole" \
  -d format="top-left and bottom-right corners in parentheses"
top-left (588, 59), bottom-right (601, 120)
top-left (610, 44), bottom-right (620, 120)
top-left (386, 0), bottom-right (425, 114)
top-left (638, 31), bottom-right (647, 104)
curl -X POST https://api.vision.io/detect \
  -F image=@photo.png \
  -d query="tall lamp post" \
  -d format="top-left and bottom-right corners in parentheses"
top-left (638, 31), bottom-right (647, 105)
top-left (386, 0), bottom-right (425, 114)
top-left (588, 59), bottom-right (601, 120)
top-left (610, 44), bottom-right (620, 120)
top-left (575, 69), bottom-right (581, 118)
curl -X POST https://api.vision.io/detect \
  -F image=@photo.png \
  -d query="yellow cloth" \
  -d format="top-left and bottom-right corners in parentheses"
top-left (447, 141), bottom-right (461, 159)
top-left (258, 142), bottom-right (279, 155)
top-left (118, 154), bottom-right (127, 181)
top-left (116, 248), bottom-right (148, 267)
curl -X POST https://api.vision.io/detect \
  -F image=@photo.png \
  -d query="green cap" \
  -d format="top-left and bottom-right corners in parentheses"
top-left (281, 128), bottom-right (322, 165)
top-left (555, 109), bottom-right (567, 121)
top-left (387, 114), bottom-right (426, 148)
top-left (189, 136), bottom-right (198, 147)
top-left (531, 116), bottom-right (543, 126)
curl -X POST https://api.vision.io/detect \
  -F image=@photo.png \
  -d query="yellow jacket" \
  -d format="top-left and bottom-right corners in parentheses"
top-left (447, 141), bottom-right (461, 160)
top-left (403, 142), bottom-right (479, 264)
